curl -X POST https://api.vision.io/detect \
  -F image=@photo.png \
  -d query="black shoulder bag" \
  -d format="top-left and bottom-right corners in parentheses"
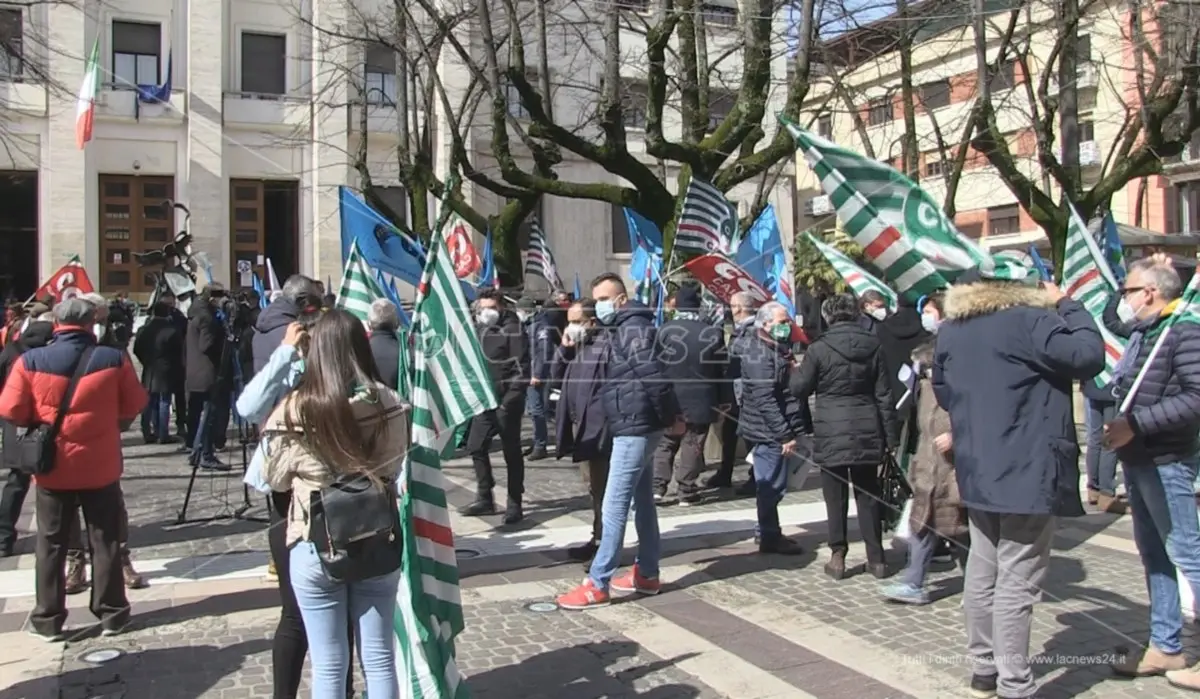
top-left (9, 346), bottom-right (96, 475)
top-left (308, 474), bottom-right (402, 583)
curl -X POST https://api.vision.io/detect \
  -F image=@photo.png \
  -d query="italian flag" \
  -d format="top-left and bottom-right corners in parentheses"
top-left (76, 38), bottom-right (100, 150)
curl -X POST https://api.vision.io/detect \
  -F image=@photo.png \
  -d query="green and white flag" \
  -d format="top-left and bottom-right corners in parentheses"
top-left (335, 240), bottom-right (387, 322)
top-left (1061, 206), bottom-right (1125, 388)
top-left (781, 116), bottom-right (1027, 298)
top-left (394, 221), bottom-right (497, 699)
top-left (805, 232), bottom-right (897, 311)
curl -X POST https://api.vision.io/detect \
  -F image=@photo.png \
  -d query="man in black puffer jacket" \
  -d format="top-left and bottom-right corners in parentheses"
top-left (460, 289), bottom-right (529, 524)
top-left (736, 301), bottom-right (809, 555)
top-left (1101, 259), bottom-right (1200, 683)
top-left (556, 273), bottom-right (682, 611)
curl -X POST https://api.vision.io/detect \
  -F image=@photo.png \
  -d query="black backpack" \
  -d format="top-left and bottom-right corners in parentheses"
top-left (307, 474), bottom-right (402, 583)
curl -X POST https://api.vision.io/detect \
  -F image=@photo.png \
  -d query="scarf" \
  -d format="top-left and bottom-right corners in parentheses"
top-left (1110, 330), bottom-right (1144, 388)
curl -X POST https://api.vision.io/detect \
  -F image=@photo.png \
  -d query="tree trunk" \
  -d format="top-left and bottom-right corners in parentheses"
top-left (1058, 0), bottom-right (1081, 203)
top-left (897, 0), bottom-right (919, 182)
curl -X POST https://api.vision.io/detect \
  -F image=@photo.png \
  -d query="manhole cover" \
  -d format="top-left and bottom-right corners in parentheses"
top-left (455, 548), bottom-right (480, 559)
top-left (80, 648), bottom-right (124, 664)
top-left (526, 601), bottom-right (558, 613)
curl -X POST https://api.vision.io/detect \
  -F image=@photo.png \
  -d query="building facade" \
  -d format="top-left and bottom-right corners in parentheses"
top-left (0, 0), bottom-right (795, 299)
top-left (794, 0), bottom-right (1194, 250)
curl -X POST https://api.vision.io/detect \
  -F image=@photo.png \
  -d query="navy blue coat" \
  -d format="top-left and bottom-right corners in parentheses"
top-left (1112, 303), bottom-right (1200, 466)
top-left (552, 334), bottom-right (609, 462)
top-left (655, 315), bottom-right (730, 425)
top-left (736, 329), bottom-right (810, 445)
top-left (251, 298), bottom-right (303, 377)
top-left (597, 302), bottom-right (680, 437)
top-left (525, 313), bottom-right (556, 382)
top-left (933, 282), bottom-right (1105, 517)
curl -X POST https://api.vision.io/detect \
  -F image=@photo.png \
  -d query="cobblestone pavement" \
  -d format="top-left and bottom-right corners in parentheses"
top-left (2, 428), bottom-right (1199, 698)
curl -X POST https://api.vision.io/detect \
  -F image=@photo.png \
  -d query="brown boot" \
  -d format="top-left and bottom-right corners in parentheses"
top-left (1096, 493), bottom-right (1127, 515)
top-left (1167, 662), bottom-right (1200, 690)
top-left (824, 550), bottom-right (846, 580)
top-left (122, 551), bottom-right (148, 590)
top-left (64, 554), bottom-right (88, 595)
top-left (1112, 645), bottom-right (1187, 677)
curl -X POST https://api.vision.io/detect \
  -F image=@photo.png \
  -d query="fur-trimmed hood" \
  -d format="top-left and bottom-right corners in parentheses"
top-left (944, 282), bottom-right (1056, 321)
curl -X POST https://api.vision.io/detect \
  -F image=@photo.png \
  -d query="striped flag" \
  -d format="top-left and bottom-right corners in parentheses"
top-left (524, 219), bottom-right (563, 290)
top-left (675, 178), bottom-right (738, 255)
top-left (395, 222), bottom-right (498, 699)
top-left (76, 38), bottom-right (100, 149)
top-left (781, 116), bottom-right (1026, 298)
top-left (805, 232), bottom-right (897, 310)
top-left (1062, 206), bottom-right (1125, 388)
top-left (334, 240), bottom-right (387, 323)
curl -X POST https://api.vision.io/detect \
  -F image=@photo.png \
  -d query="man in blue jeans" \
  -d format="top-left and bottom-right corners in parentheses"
top-left (557, 273), bottom-right (683, 610)
top-left (1102, 259), bottom-right (1200, 685)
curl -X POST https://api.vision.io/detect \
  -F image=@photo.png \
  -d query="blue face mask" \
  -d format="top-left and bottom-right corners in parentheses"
top-left (596, 300), bottom-right (618, 325)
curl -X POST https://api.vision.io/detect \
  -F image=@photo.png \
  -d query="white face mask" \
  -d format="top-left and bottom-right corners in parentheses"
top-left (565, 323), bottom-right (588, 344)
top-left (868, 307), bottom-right (887, 322)
top-left (1116, 298), bottom-right (1140, 323)
top-left (921, 313), bottom-right (939, 334)
top-left (476, 308), bottom-right (501, 326)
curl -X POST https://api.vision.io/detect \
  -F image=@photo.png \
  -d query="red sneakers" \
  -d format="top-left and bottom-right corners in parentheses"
top-left (556, 578), bottom-right (611, 610)
top-left (610, 566), bottom-right (661, 595)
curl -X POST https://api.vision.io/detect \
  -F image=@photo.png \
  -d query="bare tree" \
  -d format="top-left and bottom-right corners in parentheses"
top-left (305, 0), bottom-right (823, 269)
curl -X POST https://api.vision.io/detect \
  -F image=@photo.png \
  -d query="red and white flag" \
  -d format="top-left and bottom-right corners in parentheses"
top-left (446, 218), bottom-right (481, 279)
top-left (34, 256), bottom-right (95, 302)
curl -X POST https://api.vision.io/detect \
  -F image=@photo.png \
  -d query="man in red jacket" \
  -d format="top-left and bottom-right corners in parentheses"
top-left (0, 297), bottom-right (147, 640)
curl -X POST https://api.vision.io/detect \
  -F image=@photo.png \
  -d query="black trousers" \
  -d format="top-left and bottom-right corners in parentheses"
top-left (0, 467), bottom-right (30, 551)
top-left (32, 483), bottom-right (129, 634)
top-left (269, 491), bottom-right (355, 699)
top-left (466, 406), bottom-right (525, 497)
top-left (820, 463), bottom-right (885, 564)
top-left (174, 385), bottom-right (188, 435)
top-left (652, 422), bottom-right (710, 495)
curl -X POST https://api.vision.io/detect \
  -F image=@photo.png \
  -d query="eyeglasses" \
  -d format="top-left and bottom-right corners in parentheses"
top-left (1121, 286), bottom-right (1147, 296)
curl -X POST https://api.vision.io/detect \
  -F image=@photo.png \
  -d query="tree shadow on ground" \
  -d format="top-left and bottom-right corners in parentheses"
top-left (464, 640), bottom-right (703, 699)
top-left (0, 639), bottom-right (269, 699)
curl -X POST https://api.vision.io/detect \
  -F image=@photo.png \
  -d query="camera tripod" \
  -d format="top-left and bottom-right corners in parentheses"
top-left (176, 315), bottom-right (268, 525)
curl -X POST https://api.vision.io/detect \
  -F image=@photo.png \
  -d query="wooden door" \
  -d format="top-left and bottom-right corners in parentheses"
top-left (98, 174), bottom-right (174, 294)
top-left (230, 179), bottom-right (266, 289)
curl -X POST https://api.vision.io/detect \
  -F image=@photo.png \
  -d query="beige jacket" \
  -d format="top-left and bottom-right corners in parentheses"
top-left (260, 383), bottom-right (409, 546)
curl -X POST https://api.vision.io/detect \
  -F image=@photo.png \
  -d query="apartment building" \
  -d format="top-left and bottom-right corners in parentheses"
top-left (0, 0), bottom-right (795, 299)
top-left (795, 0), bottom-right (1193, 250)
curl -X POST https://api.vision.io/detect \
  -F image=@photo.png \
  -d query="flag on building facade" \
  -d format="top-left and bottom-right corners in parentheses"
top-left (1062, 206), bottom-right (1125, 388)
top-left (674, 178), bottom-right (737, 256)
top-left (395, 222), bottom-right (498, 699)
top-left (781, 116), bottom-right (1026, 298)
top-left (76, 38), bottom-right (101, 149)
top-left (523, 218), bottom-right (563, 290)
top-left (335, 240), bottom-right (387, 323)
top-left (33, 256), bottom-right (95, 302)
top-left (805, 232), bottom-right (897, 311)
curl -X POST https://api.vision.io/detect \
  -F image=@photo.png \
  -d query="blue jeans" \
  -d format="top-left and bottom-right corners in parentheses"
top-left (1124, 460), bottom-right (1200, 654)
top-left (526, 384), bottom-right (548, 448)
top-left (289, 542), bottom-right (401, 699)
top-left (900, 528), bottom-right (969, 588)
top-left (1085, 400), bottom-right (1118, 495)
top-left (751, 443), bottom-right (787, 541)
top-left (588, 431), bottom-right (663, 590)
top-left (140, 392), bottom-right (172, 440)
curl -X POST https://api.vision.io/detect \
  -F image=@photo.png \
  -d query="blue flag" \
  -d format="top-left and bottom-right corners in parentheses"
top-left (1101, 211), bottom-right (1126, 284)
top-left (376, 269), bottom-right (411, 327)
top-left (623, 207), bottom-right (664, 295)
top-left (736, 204), bottom-right (795, 315)
top-left (1028, 245), bottom-right (1052, 282)
top-left (573, 272), bottom-right (582, 299)
top-left (339, 187), bottom-right (427, 287)
top-left (479, 228), bottom-right (498, 290)
top-left (252, 273), bottom-right (268, 309)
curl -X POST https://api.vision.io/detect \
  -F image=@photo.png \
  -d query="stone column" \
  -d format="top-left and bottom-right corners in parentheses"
top-left (309, 0), bottom-right (353, 283)
top-left (185, 0), bottom-right (227, 284)
top-left (41, 3), bottom-right (88, 280)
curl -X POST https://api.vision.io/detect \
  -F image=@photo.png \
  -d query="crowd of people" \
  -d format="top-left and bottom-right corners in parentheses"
top-left (2, 250), bottom-right (1200, 698)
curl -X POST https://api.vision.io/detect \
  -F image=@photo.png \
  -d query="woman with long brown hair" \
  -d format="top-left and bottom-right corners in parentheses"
top-left (260, 309), bottom-right (408, 699)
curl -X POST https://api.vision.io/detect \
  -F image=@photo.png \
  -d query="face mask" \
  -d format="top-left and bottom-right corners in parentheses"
top-left (476, 308), bottom-right (500, 326)
top-left (868, 307), bottom-right (887, 322)
top-left (921, 314), bottom-right (939, 334)
top-left (770, 322), bottom-right (791, 342)
top-left (565, 323), bottom-right (588, 344)
top-left (1116, 298), bottom-right (1138, 323)
top-left (596, 300), bottom-right (618, 325)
